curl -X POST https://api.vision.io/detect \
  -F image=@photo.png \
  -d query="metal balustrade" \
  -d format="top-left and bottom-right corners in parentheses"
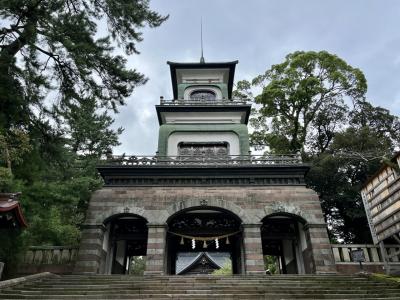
top-left (100, 154), bottom-right (303, 167)
top-left (159, 99), bottom-right (249, 106)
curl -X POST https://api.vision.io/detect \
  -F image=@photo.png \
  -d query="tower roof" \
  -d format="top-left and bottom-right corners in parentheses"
top-left (167, 61), bottom-right (238, 99)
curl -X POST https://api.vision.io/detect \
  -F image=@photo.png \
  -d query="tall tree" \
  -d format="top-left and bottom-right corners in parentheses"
top-left (0, 0), bottom-right (167, 131)
top-left (236, 51), bottom-right (400, 242)
top-left (243, 51), bottom-right (367, 153)
top-left (0, 1), bottom-right (167, 276)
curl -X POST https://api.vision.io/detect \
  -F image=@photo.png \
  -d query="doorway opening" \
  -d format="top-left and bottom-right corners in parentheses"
top-left (261, 214), bottom-right (307, 274)
top-left (102, 214), bottom-right (148, 274)
top-left (166, 207), bottom-right (243, 275)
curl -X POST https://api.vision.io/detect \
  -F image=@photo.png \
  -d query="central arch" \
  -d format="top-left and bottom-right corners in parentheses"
top-left (165, 206), bottom-right (244, 275)
top-left (165, 198), bottom-right (249, 223)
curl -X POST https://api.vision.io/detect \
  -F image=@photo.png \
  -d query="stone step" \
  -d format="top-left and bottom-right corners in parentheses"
top-left (3, 289), bottom-right (400, 296)
top-left (43, 277), bottom-right (368, 282)
top-left (12, 281), bottom-right (397, 288)
top-left (15, 285), bottom-right (397, 291)
top-left (1, 274), bottom-right (399, 300)
top-left (37, 279), bottom-right (378, 285)
top-left (1, 293), bottom-right (400, 299)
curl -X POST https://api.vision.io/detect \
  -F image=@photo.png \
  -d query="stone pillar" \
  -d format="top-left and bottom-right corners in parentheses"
top-left (73, 224), bottom-right (105, 274)
top-left (304, 223), bottom-right (336, 274)
top-left (243, 223), bottom-right (265, 275)
top-left (144, 224), bottom-right (166, 275)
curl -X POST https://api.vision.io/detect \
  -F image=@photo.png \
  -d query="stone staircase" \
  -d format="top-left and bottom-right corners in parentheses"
top-left (1, 274), bottom-right (400, 299)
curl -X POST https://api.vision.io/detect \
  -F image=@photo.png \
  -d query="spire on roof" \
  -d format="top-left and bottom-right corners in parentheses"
top-left (200, 18), bottom-right (205, 63)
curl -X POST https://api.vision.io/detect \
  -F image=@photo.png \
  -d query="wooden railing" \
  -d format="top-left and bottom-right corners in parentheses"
top-left (331, 244), bottom-right (400, 263)
top-left (23, 246), bottom-right (78, 265)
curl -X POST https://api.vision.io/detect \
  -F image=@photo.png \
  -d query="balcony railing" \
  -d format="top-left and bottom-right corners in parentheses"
top-left (159, 99), bottom-right (249, 106)
top-left (100, 154), bottom-right (303, 167)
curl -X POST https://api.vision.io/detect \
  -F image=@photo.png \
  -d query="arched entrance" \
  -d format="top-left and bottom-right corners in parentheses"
top-left (261, 213), bottom-right (307, 274)
top-left (166, 207), bottom-right (243, 275)
top-left (102, 213), bottom-right (148, 274)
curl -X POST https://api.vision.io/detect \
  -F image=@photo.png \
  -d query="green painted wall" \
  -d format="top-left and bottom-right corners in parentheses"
top-left (177, 83), bottom-right (228, 99)
top-left (157, 124), bottom-right (250, 156)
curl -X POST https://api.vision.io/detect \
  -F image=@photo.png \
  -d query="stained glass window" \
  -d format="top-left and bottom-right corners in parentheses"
top-left (189, 90), bottom-right (216, 101)
top-left (178, 142), bottom-right (229, 157)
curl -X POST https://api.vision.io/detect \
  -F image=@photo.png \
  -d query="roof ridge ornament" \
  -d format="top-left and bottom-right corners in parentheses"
top-left (200, 17), bottom-right (205, 63)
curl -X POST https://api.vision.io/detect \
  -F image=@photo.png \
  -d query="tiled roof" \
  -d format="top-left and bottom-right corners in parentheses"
top-left (176, 252), bottom-right (230, 274)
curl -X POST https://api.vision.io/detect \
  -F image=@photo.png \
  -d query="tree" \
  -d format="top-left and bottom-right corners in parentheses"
top-left (236, 51), bottom-right (400, 242)
top-left (306, 105), bottom-right (399, 243)
top-left (0, 1), bottom-right (167, 277)
top-left (244, 51), bottom-right (367, 153)
top-left (212, 261), bottom-right (232, 275)
top-left (129, 256), bottom-right (146, 275)
top-left (59, 97), bottom-right (123, 158)
top-left (0, 128), bottom-right (31, 171)
top-left (0, 1), bottom-right (167, 120)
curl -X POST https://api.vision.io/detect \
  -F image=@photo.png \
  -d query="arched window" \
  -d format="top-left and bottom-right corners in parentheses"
top-left (189, 90), bottom-right (216, 101)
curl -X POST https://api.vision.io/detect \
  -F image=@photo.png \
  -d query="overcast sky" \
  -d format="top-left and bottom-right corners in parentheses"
top-left (111, 0), bottom-right (400, 155)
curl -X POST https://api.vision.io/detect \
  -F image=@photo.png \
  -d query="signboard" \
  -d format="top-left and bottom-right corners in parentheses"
top-left (350, 249), bottom-right (365, 263)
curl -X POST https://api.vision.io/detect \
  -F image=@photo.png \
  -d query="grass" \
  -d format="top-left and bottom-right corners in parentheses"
top-left (368, 273), bottom-right (400, 285)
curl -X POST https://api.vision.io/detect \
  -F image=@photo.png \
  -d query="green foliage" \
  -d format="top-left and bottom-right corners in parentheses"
top-left (0, 128), bottom-right (32, 169)
top-left (369, 273), bottom-right (400, 284)
top-left (247, 51), bottom-right (367, 153)
top-left (0, 229), bottom-right (29, 276)
top-left (264, 255), bottom-right (278, 274)
top-left (0, 1), bottom-right (168, 130)
top-left (212, 261), bottom-right (232, 275)
top-left (236, 50), bottom-right (400, 242)
top-left (0, 0), bottom-right (166, 276)
top-left (129, 256), bottom-right (146, 276)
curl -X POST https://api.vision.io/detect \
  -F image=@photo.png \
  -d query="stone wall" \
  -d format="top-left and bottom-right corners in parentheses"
top-left (84, 186), bottom-right (325, 225)
top-left (74, 185), bottom-right (336, 274)
top-left (336, 264), bottom-right (384, 274)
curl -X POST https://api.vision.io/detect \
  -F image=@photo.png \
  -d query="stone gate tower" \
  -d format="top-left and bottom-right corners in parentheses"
top-left (74, 58), bottom-right (336, 275)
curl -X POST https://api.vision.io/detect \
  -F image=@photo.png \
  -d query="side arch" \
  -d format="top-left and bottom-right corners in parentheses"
top-left (257, 202), bottom-right (316, 224)
top-left (103, 212), bottom-right (148, 225)
top-left (92, 205), bottom-right (152, 225)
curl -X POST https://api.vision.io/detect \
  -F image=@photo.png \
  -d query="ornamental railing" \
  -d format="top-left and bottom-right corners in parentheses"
top-left (100, 154), bottom-right (302, 167)
top-left (23, 246), bottom-right (78, 265)
top-left (159, 99), bottom-right (249, 106)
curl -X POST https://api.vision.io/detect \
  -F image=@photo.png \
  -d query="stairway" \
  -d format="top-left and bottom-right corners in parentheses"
top-left (1, 274), bottom-right (400, 299)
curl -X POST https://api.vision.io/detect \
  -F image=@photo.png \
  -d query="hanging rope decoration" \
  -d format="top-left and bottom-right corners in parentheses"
top-left (169, 230), bottom-right (241, 250)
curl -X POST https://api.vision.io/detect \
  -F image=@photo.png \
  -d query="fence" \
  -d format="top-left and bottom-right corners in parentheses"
top-left (23, 246), bottom-right (78, 265)
top-left (331, 244), bottom-right (400, 263)
top-left (17, 246), bottom-right (78, 275)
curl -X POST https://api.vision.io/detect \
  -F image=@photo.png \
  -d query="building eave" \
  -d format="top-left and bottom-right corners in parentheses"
top-left (97, 164), bottom-right (310, 187)
top-left (361, 151), bottom-right (400, 189)
top-left (167, 61), bottom-right (238, 99)
top-left (155, 104), bottom-right (251, 125)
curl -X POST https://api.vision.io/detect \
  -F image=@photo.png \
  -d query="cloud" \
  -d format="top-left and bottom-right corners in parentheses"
top-left (111, 0), bottom-right (400, 154)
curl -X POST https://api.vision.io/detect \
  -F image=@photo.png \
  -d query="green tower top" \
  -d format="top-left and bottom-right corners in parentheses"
top-left (166, 61), bottom-right (238, 100)
top-left (156, 60), bottom-right (251, 157)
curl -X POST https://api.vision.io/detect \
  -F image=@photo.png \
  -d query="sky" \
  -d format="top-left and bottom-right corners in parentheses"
top-left (112, 0), bottom-right (400, 155)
